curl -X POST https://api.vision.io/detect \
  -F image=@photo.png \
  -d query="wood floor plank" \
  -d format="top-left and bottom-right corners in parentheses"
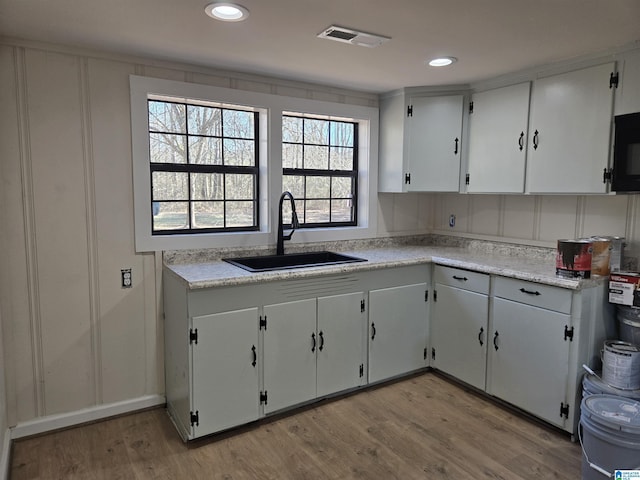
top-left (10, 373), bottom-right (582, 480)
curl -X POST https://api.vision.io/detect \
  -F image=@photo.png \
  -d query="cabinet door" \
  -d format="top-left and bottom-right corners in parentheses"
top-left (526, 62), bottom-right (615, 193)
top-left (467, 83), bottom-right (531, 193)
top-left (407, 95), bottom-right (464, 192)
top-left (317, 292), bottom-right (366, 397)
top-left (263, 299), bottom-right (317, 414)
top-left (431, 284), bottom-right (488, 390)
top-left (191, 308), bottom-right (260, 437)
top-left (368, 283), bottom-right (428, 383)
top-left (488, 298), bottom-right (570, 428)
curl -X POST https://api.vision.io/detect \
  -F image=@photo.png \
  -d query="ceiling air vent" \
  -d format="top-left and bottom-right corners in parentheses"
top-left (317, 25), bottom-right (390, 48)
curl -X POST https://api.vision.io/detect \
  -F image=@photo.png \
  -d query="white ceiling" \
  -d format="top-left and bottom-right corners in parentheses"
top-left (1, 0), bottom-right (639, 93)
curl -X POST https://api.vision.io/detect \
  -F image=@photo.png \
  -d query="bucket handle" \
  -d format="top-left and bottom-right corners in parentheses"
top-left (579, 421), bottom-right (640, 477)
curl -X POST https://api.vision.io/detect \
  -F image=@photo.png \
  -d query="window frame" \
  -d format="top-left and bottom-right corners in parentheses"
top-left (130, 75), bottom-right (378, 252)
top-left (147, 98), bottom-right (260, 234)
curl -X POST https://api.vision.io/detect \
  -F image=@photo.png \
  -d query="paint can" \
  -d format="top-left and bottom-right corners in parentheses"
top-left (556, 239), bottom-right (592, 279)
top-left (588, 237), bottom-right (612, 276)
top-left (602, 340), bottom-right (640, 390)
top-left (609, 236), bottom-right (626, 272)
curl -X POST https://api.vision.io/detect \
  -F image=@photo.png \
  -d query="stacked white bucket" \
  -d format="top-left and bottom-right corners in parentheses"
top-left (580, 305), bottom-right (640, 479)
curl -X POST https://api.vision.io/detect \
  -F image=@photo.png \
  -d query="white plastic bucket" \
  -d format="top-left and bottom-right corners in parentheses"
top-left (582, 372), bottom-right (640, 400)
top-left (580, 395), bottom-right (640, 479)
top-left (617, 305), bottom-right (640, 347)
top-left (602, 340), bottom-right (640, 390)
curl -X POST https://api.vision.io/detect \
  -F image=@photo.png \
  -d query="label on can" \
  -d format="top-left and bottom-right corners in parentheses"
top-left (556, 239), bottom-right (592, 279)
top-left (590, 237), bottom-right (612, 276)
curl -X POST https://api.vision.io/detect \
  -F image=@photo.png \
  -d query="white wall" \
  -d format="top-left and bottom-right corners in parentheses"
top-left (1, 38), bottom-right (638, 434)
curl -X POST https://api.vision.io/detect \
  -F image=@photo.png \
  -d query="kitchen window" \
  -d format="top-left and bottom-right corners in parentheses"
top-left (148, 99), bottom-right (259, 234)
top-left (130, 75), bottom-right (378, 252)
top-left (282, 115), bottom-right (357, 227)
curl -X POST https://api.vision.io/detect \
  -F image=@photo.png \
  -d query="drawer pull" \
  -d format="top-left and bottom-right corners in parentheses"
top-left (453, 275), bottom-right (468, 281)
top-left (493, 331), bottom-right (500, 351)
top-left (319, 331), bottom-right (325, 351)
top-left (478, 327), bottom-right (484, 346)
top-left (519, 288), bottom-right (541, 296)
top-left (251, 345), bottom-right (257, 367)
top-left (371, 322), bottom-right (377, 341)
top-left (311, 333), bottom-right (316, 352)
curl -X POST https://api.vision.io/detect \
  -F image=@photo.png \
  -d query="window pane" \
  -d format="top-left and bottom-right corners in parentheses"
top-left (282, 143), bottom-right (303, 169)
top-left (187, 105), bottom-right (221, 136)
top-left (150, 133), bottom-right (187, 164)
top-left (225, 174), bottom-right (254, 200)
top-left (282, 175), bottom-right (305, 199)
top-left (226, 201), bottom-right (255, 227)
top-left (189, 136), bottom-right (222, 165)
top-left (305, 200), bottom-right (330, 223)
top-left (329, 147), bottom-right (354, 170)
top-left (304, 145), bottom-right (329, 169)
top-left (331, 177), bottom-right (353, 198)
top-left (331, 199), bottom-right (353, 222)
top-left (148, 101), bottom-right (185, 133)
top-left (153, 202), bottom-right (188, 230)
top-left (223, 110), bottom-right (254, 138)
top-left (304, 119), bottom-right (329, 144)
top-left (191, 173), bottom-right (224, 200)
top-left (192, 201), bottom-right (224, 228)
top-left (306, 176), bottom-right (330, 199)
top-left (330, 122), bottom-right (354, 147)
top-left (283, 116), bottom-right (303, 143)
top-left (224, 139), bottom-right (255, 166)
top-left (152, 172), bottom-right (188, 200)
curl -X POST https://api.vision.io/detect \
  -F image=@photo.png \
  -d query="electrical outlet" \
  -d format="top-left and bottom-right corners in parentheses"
top-left (121, 268), bottom-right (132, 288)
top-left (449, 214), bottom-right (456, 228)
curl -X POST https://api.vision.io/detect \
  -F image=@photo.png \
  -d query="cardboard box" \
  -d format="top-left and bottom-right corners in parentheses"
top-left (609, 272), bottom-right (640, 306)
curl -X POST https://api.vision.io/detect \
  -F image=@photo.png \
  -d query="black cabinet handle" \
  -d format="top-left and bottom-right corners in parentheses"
top-left (251, 345), bottom-right (257, 367)
top-left (454, 137), bottom-right (459, 155)
top-left (533, 130), bottom-right (539, 150)
top-left (518, 132), bottom-right (524, 151)
top-left (452, 275), bottom-right (468, 281)
top-left (371, 322), bottom-right (376, 341)
top-left (519, 288), bottom-right (541, 296)
top-left (478, 327), bottom-right (484, 346)
top-left (311, 333), bottom-right (316, 352)
top-left (319, 331), bottom-right (324, 351)
top-left (493, 331), bottom-right (499, 351)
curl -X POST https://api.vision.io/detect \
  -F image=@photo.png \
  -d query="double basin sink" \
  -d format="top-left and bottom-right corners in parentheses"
top-left (223, 251), bottom-right (367, 272)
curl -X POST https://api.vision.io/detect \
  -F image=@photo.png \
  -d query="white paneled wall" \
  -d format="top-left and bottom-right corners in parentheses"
top-left (0, 40), bottom-right (379, 429)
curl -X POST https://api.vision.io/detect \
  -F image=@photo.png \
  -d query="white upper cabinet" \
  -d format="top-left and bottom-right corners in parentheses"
top-left (525, 62), bottom-right (616, 194)
top-left (614, 50), bottom-right (640, 115)
top-left (378, 89), bottom-right (465, 193)
top-left (466, 82), bottom-right (531, 193)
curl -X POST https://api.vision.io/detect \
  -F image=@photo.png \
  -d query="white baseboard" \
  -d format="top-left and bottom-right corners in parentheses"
top-left (10, 394), bottom-right (165, 440)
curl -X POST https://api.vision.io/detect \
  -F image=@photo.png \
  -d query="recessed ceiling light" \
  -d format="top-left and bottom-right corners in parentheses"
top-left (428, 57), bottom-right (457, 67)
top-left (204, 3), bottom-right (249, 22)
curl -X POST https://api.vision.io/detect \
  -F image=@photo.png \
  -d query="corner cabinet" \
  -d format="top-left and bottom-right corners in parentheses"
top-left (164, 264), bottom-right (430, 441)
top-left (429, 266), bottom-right (613, 436)
top-left (379, 88), bottom-right (466, 192)
top-left (525, 62), bottom-right (616, 194)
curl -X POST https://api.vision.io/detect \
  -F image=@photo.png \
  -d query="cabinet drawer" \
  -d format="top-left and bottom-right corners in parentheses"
top-left (492, 276), bottom-right (572, 314)
top-left (434, 265), bottom-right (490, 295)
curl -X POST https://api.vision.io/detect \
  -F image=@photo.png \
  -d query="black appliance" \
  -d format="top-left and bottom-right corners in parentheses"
top-left (612, 112), bottom-right (640, 192)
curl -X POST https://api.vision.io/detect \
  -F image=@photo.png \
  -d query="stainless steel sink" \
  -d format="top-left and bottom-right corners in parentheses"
top-left (223, 251), bottom-right (367, 272)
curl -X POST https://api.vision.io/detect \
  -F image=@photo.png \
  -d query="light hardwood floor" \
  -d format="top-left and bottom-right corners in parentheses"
top-left (10, 372), bottom-right (582, 479)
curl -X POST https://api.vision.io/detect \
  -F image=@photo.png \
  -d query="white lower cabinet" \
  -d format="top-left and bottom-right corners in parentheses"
top-left (190, 308), bottom-right (261, 437)
top-left (431, 266), bottom-right (489, 390)
top-left (164, 265), bottom-right (429, 440)
top-left (487, 297), bottom-right (570, 428)
top-left (368, 282), bottom-right (429, 383)
top-left (263, 299), bottom-right (317, 414)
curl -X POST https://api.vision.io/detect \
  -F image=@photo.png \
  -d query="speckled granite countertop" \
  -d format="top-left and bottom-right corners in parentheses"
top-left (164, 235), bottom-right (606, 291)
